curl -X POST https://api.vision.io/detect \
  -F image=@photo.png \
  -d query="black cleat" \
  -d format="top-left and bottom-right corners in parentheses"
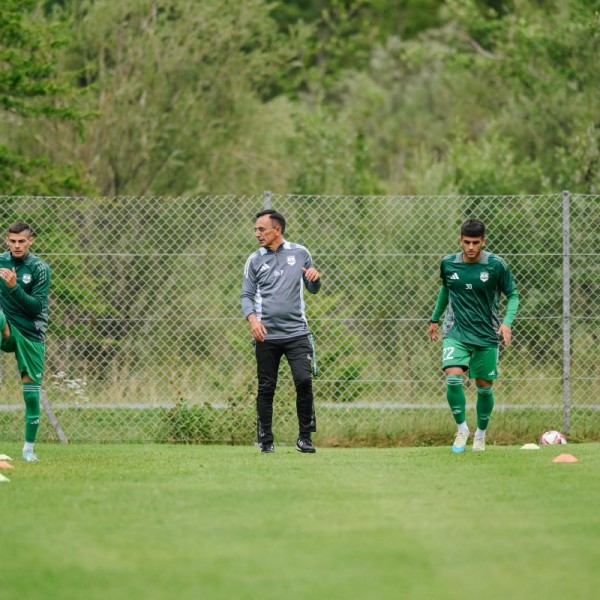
top-left (260, 442), bottom-right (275, 453)
top-left (296, 437), bottom-right (316, 454)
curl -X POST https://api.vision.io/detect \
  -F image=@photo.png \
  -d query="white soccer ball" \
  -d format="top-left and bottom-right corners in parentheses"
top-left (540, 430), bottom-right (567, 445)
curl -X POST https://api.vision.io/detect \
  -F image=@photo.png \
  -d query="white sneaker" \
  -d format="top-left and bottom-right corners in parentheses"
top-left (451, 430), bottom-right (469, 453)
top-left (472, 435), bottom-right (486, 452)
top-left (22, 450), bottom-right (38, 462)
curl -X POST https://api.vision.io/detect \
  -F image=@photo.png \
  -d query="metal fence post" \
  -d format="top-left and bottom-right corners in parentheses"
top-left (562, 190), bottom-right (571, 433)
top-left (262, 190), bottom-right (272, 210)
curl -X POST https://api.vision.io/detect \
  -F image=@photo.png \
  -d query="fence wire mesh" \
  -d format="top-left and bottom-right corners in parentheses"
top-left (0, 192), bottom-right (598, 445)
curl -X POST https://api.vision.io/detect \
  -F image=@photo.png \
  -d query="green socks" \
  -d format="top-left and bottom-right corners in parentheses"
top-left (23, 383), bottom-right (41, 443)
top-left (446, 375), bottom-right (466, 425)
top-left (476, 385), bottom-right (494, 431)
top-left (447, 377), bottom-right (494, 432)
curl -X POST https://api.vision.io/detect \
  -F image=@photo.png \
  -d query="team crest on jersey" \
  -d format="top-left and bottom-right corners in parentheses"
top-left (480, 271), bottom-right (489, 282)
top-left (287, 256), bottom-right (296, 266)
top-left (22, 274), bottom-right (32, 284)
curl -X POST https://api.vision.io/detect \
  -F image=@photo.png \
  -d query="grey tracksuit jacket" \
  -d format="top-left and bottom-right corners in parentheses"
top-left (241, 240), bottom-right (321, 340)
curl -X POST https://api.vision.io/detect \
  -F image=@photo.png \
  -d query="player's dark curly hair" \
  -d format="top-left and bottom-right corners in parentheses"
top-left (255, 209), bottom-right (286, 234)
top-left (460, 219), bottom-right (485, 238)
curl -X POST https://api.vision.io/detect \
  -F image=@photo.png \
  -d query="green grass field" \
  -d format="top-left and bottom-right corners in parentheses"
top-left (1, 443), bottom-right (599, 600)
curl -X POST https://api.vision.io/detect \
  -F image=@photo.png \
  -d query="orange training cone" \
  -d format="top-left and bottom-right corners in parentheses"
top-left (552, 453), bottom-right (578, 463)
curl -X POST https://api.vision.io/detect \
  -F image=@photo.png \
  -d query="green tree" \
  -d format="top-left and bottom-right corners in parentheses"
top-left (7, 0), bottom-right (599, 198)
top-left (321, 0), bottom-right (600, 195)
top-left (53, 0), bottom-right (301, 196)
top-left (441, 0), bottom-right (600, 193)
top-left (0, 0), bottom-right (92, 194)
top-left (271, 0), bottom-right (444, 96)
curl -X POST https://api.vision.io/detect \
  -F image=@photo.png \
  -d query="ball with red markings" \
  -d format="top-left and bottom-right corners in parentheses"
top-left (540, 430), bottom-right (567, 445)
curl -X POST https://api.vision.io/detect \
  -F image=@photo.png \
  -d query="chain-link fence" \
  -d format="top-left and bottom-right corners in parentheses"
top-left (0, 192), bottom-right (598, 445)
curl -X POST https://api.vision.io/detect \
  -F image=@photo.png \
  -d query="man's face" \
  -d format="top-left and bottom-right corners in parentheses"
top-left (460, 235), bottom-right (484, 262)
top-left (7, 231), bottom-right (34, 258)
top-left (254, 215), bottom-right (281, 249)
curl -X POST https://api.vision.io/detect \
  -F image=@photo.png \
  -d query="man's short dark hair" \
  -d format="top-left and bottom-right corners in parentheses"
top-left (7, 220), bottom-right (34, 237)
top-left (460, 219), bottom-right (485, 238)
top-left (255, 209), bottom-right (286, 235)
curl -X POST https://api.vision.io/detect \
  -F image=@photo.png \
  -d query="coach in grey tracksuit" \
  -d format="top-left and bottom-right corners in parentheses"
top-left (241, 209), bottom-right (321, 454)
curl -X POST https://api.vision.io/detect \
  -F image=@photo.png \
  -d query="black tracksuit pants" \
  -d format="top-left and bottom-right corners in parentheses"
top-left (255, 334), bottom-right (316, 444)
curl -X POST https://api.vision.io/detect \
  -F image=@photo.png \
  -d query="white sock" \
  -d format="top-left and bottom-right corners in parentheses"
top-left (23, 442), bottom-right (34, 452)
top-left (475, 428), bottom-right (486, 438)
top-left (458, 421), bottom-right (469, 434)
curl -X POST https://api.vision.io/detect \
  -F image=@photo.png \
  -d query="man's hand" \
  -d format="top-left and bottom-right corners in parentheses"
top-left (247, 313), bottom-right (267, 342)
top-left (0, 268), bottom-right (17, 288)
top-left (428, 322), bottom-right (439, 342)
top-left (498, 324), bottom-right (512, 346)
top-left (302, 267), bottom-right (320, 282)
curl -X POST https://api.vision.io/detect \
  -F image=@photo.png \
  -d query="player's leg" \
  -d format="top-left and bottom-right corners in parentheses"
top-left (470, 347), bottom-right (499, 452)
top-left (255, 339), bottom-right (283, 452)
top-left (10, 327), bottom-right (46, 462)
top-left (285, 335), bottom-right (316, 453)
top-left (442, 338), bottom-right (472, 453)
top-left (13, 329), bottom-right (45, 461)
top-left (22, 375), bottom-right (41, 461)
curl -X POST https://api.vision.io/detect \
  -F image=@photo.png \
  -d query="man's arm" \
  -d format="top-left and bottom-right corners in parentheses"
top-left (240, 255), bottom-right (257, 320)
top-left (302, 250), bottom-right (321, 294)
top-left (5, 263), bottom-right (50, 318)
top-left (302, 267), bottom-right (321, 293)
top-left (497, 258), bottom-right (519, 345)
top-left (498, 288), bottom-right (519, 346)
top-left (502, 289), bottom-right (519, 328)
top-left (428, 283), bottom-right (448, 342)
top-left (240, 255), bottom-right (267, 342)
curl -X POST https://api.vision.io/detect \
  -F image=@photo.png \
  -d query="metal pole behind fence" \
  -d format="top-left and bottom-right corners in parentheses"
top-left (40, 389), bottom-right (69, 444)
top-left (562, 190), bottom-right (571, 433)
top-left (262, 190), bottom-right (272, 210)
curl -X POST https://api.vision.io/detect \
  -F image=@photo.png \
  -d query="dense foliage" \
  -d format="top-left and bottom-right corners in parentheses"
top-left (1, 0), bottom-right (599, 195)
top-left (0, 0), bottom-right (93, 194)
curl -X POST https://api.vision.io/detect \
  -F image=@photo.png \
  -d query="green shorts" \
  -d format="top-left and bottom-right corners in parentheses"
top-left (1, 325), bottom-right (46, 384)
top-left (442, 337), bottom-right (498, 380)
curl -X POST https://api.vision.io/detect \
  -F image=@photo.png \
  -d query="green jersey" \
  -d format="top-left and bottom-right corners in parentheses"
top-left (438, 251), bottom-right (516, 347)
top-left (0, 251), bottom-right (51, 342)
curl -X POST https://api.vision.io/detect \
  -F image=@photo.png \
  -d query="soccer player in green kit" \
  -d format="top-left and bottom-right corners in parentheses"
top-left (428, 220), bottom-right (519, 453)
top-left (0, 221), bottom-right (51, 462)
